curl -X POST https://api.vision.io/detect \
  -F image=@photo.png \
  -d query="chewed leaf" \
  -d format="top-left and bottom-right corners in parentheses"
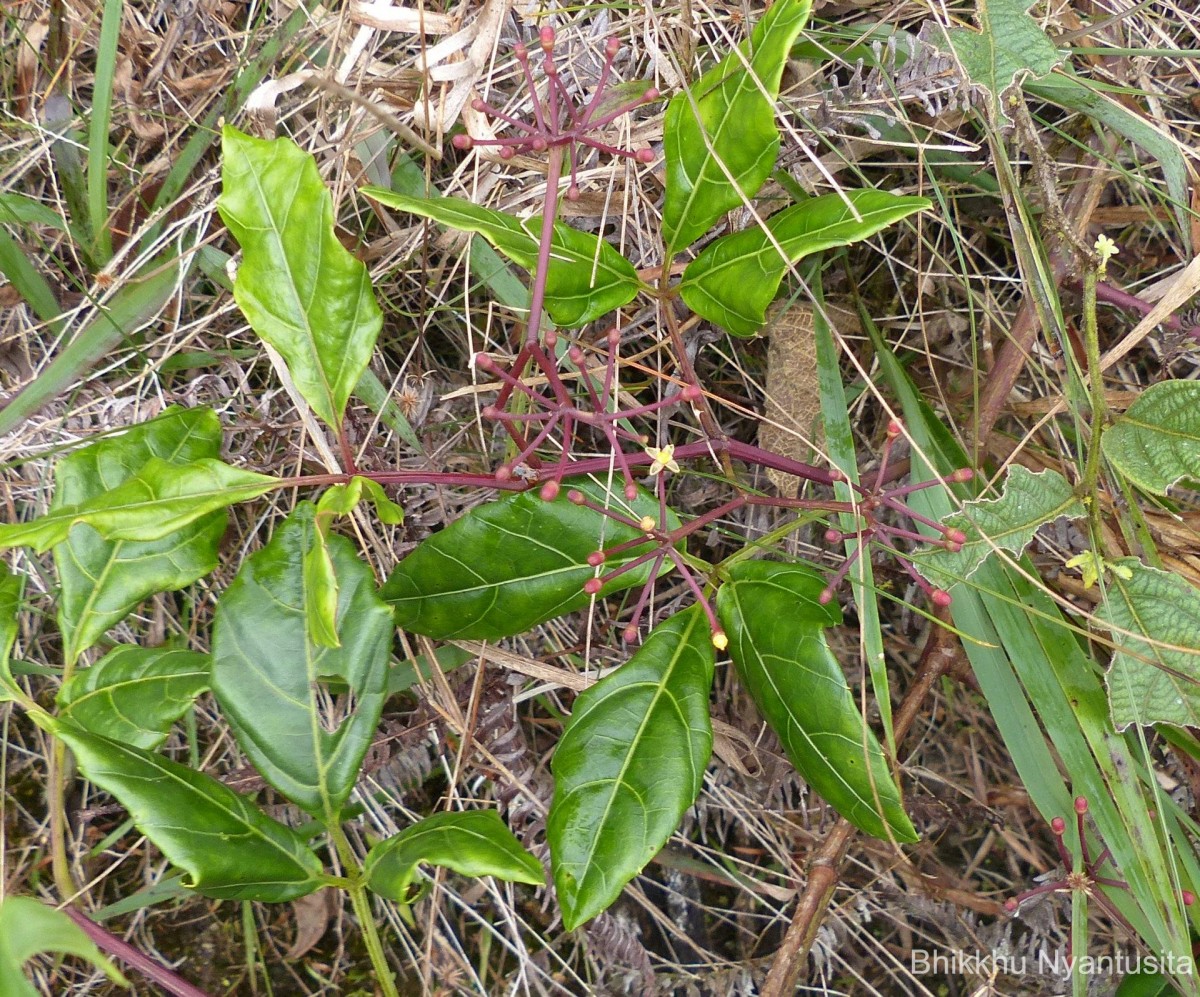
top-left (680, 190), bottom-right (929, 336)
top-left (662, 0), bottom-right (812, 252)
top-left (57, 646), bottom-right (210, 750)
top-left (365, 810), bottom-right (543, 903)
top-left (1101, 381), bottom-right (1200, 495)
top-left (219, 127), bottom-right (383, 430)
top-left (212, 504), bottom-right (392, 820)
top-left (913, 466), bottom-right (1084, 587)
top-left (382, 479), bottom-right (679, 640)
top-left (548, 606), bottom-right (715, 929)
top-left (716, 561), bottom-right (916, 842)
top-left (362, 188), bottom-right (641, 327)
top-left (1100, 560), bottom-right (1200, 731)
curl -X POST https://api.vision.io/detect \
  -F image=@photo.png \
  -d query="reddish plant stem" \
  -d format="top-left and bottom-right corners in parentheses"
top-left (526, 146), bottom-right (564, 347)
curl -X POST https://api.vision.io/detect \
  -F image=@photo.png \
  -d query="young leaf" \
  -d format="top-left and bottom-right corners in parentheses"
top-left (0, 897), bottom-right (127, 997)
top-left (361, 188), bottom-right (641, 328)
top-left (716, 561), bottom-right (917, 842)
top-left (211, 503), bottom-right (392, 820)
top-left (945, 0), bottom-right (1064, 120)
top-left (1099, 560), bottom-right (1200, 731)
top-left (548, 605), bottom-right (715, 930)
top-left (661, 0), bottom-right (812, 253)
top-left (52, 406), bottom-right (227, 661)
top-left (383, 479), bottom-right (679, 640)
top-left (219, 126), bottom-right (384, 430)
top-left (316, 475), bottom-right (404, 526)
top-left (44, 717), bottom-right (325, 901)
top-left (56, 646), bottom-right (210, 750)
top-left (913, 466), bottom-right (1085, 587)
top-left (1101, 381), bottom-right (1200, 495)
top-left (679, 191), bottom-right (929, 335)
top-left (364, 810), bottom-right (543, 903)
top-left (0, 458), bottom-right (277, 554)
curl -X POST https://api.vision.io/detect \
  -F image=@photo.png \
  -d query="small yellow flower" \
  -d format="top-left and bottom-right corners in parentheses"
top-left (644, 443), bottom-right (679, 476)
top-left (711, 631), bottom-right (729, 651)
top-left (638, 515), bottom-right (657, 533)
top-left (1094, 235), bottom-right (1119, 271)
top-left (1065, 550), bottom-right (1133, 589)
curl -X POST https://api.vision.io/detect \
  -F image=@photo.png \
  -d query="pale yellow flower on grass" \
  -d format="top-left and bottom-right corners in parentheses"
top-left (644, 443), bottom-right (679, 476)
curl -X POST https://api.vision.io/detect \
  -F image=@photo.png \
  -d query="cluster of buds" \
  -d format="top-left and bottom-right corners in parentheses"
top-left (452, 27), bottom-right (658, 200)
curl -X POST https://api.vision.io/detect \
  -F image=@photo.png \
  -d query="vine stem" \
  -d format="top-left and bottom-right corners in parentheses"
top-left (1080, 267), bottom-right (1107, 524)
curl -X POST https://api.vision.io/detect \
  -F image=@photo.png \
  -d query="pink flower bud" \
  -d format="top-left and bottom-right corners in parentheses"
top-left (681, 384), bottom-right (702, 402)
top-left (540, 26), bottom-right (555, 52)
top-left (819, 588), bottom-right (835, 605)
top-left (1051, 817), bottom-right (1066, 835)
top-left (945, 528), bottom-right (968, 545)
top-left (540, 481), bottom-right (560, 502)
top-left (635, 147), bottom-right (655, 164)
top-left (587, 552), bottom-right (605, 567)
top-left (567, 490), bottom-right (585, 505)
top-left (452, 133), bottom-right (474, 150)
top-left (624, 483), bottom-right (639, 500)
top-left (1183, 890), bottom-right (1196, 907)
top-left (825, 528), bottom-right (841, 543)
top-left (499, 146), bottom-right (515, 160)
top-left (1074, 796), bottom-right (1088, 815)
top-left (622, 625), bottom-right (639, 643)
top-left (605, 37), bottom-right (620, 57)
top-left (583, 578), bottom-right (603, 595)
top-left (471, 98), bottom-right (487, 112)
top-left (950, 468), bottom-right (975, 483)
top-left (643, 87), bottom-right (660, 101)
top-left (495, 465), bottom-right (513, 482)
top-left (931, 589), bottom-right (953, 608)
top-left (1004, 898), bottom-right (1018, 913)
top-left (887, 419), bottom-right (903, 437)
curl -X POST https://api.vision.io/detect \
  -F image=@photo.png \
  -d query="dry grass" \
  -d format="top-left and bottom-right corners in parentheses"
top-left (3, 0), bottom-right (1200, 994)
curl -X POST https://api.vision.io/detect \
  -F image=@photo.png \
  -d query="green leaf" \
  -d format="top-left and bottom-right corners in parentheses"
top-left (212, 504), bottom-right (393, 820)
top-left (679, 191), bottom-right (929, 335)
top-left (382, 479), bottom-right (679, 640)
top-left (364, 810), bottom-right (543, 903)
top-left (716, 561), bottom-right (917, 842)
top-left (387, 645), bottom-right (475, 697)
top-left (548, 605), bottom-right (715, 930)
top-left (0, 897), bottom-right (127, 997)
top-left (913, 466), bottom-right (1085, 587)
top-left (57, 646), bottom-right (210, 750)
top-left (661, 0), bottom-right (812, 252)
top-left (1101, 381), bottom-right (1200, 495)
top-left (1099, 560), bottom-right (1200, 731)
top-left (0, 457), bottom-right (277, 555)
top-left (46, 718), bottom-right (325, 901)
top-left (947, 0), bottom-right (1064, 119)
top-left (316, 475), bottom-right (405, 526)
top-left (52, 406), bottom-right (228, 662)
top-left (219, 126), bottom-right (383, 429)
top-left (361, 188), bottom-right (641, 328)
top-left (0, 565), bottom-right (21, 701)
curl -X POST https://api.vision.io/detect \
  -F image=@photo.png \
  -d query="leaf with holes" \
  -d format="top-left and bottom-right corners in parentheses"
top-left (0, 897), bottom-right (127, 997)
top-left (42, 716), bottom-right (325, 901)
top-left (212, 503), bottom-right (392, 821)
top-left (946, 0), bottom-right (1063, 120)
top-left (382, 479), bottom-right (679, 640)
top-left (913, 466), bottom-right (1084, 587)
top-left (51, 406), bottom-right (227, 662)
top-left (362, 188), bottom-right (641, 327)
top-left (661, 0), bottom-right (812, 252)
top-left (0, 458), bottom-right (277, 555)
top-left (548, 605), bottom-right (714, 929)
top-left (365, 810), bottom-right (543, 903)
top-left (679, 191), bottom-right (929, 336)
top-left (219, 126), bottom-right (383, 430)
top-left (716, 561), bottom-right (917, 842)
top-left (1100, 560), bottom-right (1200, 731)
top-left (57, 646), bottom-right (209, 750)
top-left (1101, 382), bottom-right (1200, 496)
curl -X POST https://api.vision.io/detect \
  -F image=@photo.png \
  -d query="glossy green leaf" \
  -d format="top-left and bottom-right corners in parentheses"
top-left (716, 561), bottom-right (917, 841)
top-left (913, 466), bottom-right (1084, 587)
top-left (0, 897), bottom-right (126, 997)
top-left (548, 605), bottom-right (715, 929)
top-left (57, 646), bottom-right (210, 750)
top-left (52, 406), bottom-right (227, 662)
top-left (383, 479), bottom-right (679, 640)
top-left (316, 475), bottom-right (405, 526)
top-left (361, 188), bottom-right (641, 328)
top-left (212, 504), bottom-right (392, 820)
top-left (0, 565), bottom-right (22, 702)
top-left (1099, 560), bottom-right (1200, 730)
top-left (365, 810), bottom-right (543, 903)
top-left (0, 457), bottom-right (277, 554)
top-left (45, 717), bottom-right (325, 901)
top-left (219, 126), bottom-right (383, 429)
top-left (1101, 381), bottom-right (1200, 495)
top-left (302, 529), bottom-right (342, 649)
top-left (679, 190), bottom-right (929, 335)
top-left (946, 0), bottom-right (1064, 120)
top-left (661, 0), bottom-right (812, 252)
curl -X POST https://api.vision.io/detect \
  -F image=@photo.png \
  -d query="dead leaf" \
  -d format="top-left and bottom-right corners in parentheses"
top-left (286, 887), bottom-right (335, 960)
top-left (759, 301), bottom-right (822, 498)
